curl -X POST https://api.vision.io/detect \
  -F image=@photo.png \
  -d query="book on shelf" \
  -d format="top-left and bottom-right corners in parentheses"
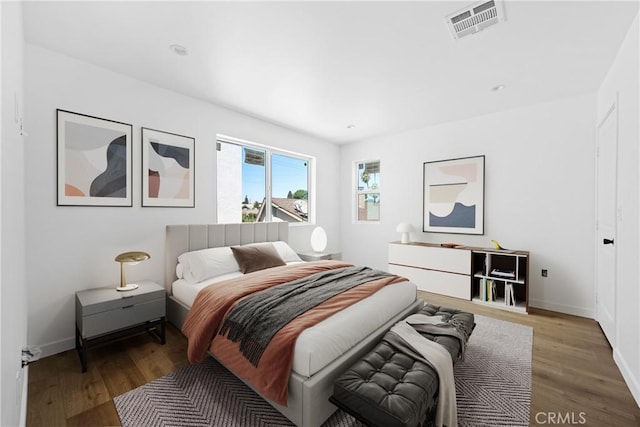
top-left (504, 284), bottom-right (510, 306)
top-left (479, 278), bottom-right (497, 302)
top-left (504, 283), bottom-right (516, 306)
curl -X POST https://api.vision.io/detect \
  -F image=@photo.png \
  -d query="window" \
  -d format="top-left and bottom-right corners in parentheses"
top-left (355, 160), bottom-right (380, 222)
top-left (217, 137), bottom-right (312, 224)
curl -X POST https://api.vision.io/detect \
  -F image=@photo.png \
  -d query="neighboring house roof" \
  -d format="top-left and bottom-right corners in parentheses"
top-left (256, 197), bottom-right (308, 222)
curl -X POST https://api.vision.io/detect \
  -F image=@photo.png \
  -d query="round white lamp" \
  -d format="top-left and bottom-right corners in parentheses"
top-left (310, 226), bottom-right (328, 253)
top-left (396, 223), bottom-right (412, 244)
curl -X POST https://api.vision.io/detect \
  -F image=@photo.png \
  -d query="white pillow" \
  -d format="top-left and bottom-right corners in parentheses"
top-left (176, 263), bottom-right (184, 279)
top-left (178, 246), bottom-right (240, 284)
top-left (245, 241), bottom-right (302, 263)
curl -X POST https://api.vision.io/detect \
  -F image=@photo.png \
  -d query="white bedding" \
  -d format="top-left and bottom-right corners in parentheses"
top-left (172, 270), bottom-right (416, 377)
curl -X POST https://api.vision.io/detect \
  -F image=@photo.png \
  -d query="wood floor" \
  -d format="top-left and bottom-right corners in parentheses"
top-left (27, 292), bottom-right (640, 427)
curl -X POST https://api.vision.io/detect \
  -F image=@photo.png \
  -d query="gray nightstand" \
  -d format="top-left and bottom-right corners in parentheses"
top-left (298, 251), bottom-right (342, 261)
top-left (75, 280), bottom-right (166, 372)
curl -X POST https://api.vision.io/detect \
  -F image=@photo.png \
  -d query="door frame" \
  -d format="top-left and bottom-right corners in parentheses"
top-left (594, 96), bottom-right (618, 343)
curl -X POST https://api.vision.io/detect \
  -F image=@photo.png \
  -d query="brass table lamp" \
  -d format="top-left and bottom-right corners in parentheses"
top-left (114, 251), bottom-right (151, 291)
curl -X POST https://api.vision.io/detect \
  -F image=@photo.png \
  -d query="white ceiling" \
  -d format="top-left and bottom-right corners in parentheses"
top-left (23, 1), bottom-right (639, 144)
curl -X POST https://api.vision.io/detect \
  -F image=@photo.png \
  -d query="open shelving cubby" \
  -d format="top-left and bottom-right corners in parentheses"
top-left (470, 248), bottom-right (529, 313)
top-left (387, 242), bottom-right (530, 314)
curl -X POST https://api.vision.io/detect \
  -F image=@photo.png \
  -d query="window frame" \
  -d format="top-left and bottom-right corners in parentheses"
top-left (354, 159), bottom-right (381, 224)
top-left (217, 135), bottom-right (315, 225)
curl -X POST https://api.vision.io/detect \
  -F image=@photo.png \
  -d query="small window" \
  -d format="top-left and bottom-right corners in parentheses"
top-left (217, 137), bottom-right (313, 224)
top-left (355, 160), bottom-right (380, 222)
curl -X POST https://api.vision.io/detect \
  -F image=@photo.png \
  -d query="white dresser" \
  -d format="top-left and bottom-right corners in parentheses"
top-left (388, 242), bottom-right (471, 299)
top-left (388, 242), bottom-right (530, 312)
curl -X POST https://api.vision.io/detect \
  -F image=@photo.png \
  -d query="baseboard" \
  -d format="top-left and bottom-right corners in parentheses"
top-left (39, 336), bottom-right (75, 358)
top-left (613, 348), bottom-right (640, 407)
top-left (528, 299), bottom-right (594, 318)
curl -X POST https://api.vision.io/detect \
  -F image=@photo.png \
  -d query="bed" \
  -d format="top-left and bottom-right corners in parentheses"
top-left (165, 222), bottom-right (422, 427)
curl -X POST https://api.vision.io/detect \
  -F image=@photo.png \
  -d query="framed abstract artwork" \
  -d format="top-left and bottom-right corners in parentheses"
top-left (423, 155), bottom-right (485, 234)
top-left (141, 127), bottom-right (195, 207)
top-left (57, 109), bottom-right (133, 206)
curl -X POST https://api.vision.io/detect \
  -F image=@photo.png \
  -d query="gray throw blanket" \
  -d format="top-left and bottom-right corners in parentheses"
top-left (405, 314), bottom-right (473, 358)
top-left (219, 266), bottom-right (394, 366)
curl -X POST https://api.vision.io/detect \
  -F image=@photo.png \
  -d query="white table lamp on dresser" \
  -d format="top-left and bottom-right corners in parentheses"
top-left (114, 251), bottom-right (150, 291)
top-left (396, 223), bottom-right (413, 244)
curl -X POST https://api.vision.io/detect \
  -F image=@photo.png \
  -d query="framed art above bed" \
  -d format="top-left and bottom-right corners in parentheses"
top-left (141, 127), bottom-right (195, 207)
top-left (423, 155), bottom-right (485, 235)
top-left (56, 109), bottom-right (133, 207)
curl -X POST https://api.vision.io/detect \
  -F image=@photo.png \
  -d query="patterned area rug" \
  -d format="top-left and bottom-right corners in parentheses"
top-left (114, 314), bottom-right (532, 427)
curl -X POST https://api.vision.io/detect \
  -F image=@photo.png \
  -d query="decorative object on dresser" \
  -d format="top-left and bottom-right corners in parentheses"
top-left (56, 109), bottom-right (133, 207)
top-left (75, 281), bottom-right (166, 372)
top-left (141, 127), bottom-right (195, 207)
top-left (114, 251), bottom-right (151, 291)
top-left (388, 242), bottom-right (530, 313)
top-left (423, 155), bottom-right (485, 235)
top-left (395, 222), bottom-right (413, 243)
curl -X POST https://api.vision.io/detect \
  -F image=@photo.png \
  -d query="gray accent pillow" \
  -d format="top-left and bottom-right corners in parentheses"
top-left (231, 243), bottom-right (286, 274)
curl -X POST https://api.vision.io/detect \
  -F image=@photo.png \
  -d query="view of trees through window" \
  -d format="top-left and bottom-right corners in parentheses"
top-left (356, 160), bottom-right (380, 221)
top-left (217, 139), bottom-right (311, 224)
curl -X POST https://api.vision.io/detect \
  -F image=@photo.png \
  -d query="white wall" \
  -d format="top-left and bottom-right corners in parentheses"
top-left (24, 44), bottom-right (340, 356)
top-left (340, 93), bottom-right (596, 318)
top-left (1, 2), bottom-right (28, 426)
top-left (216, 142), bottom-right (242, 223)
top-left (598, 13), bottom-right (640, 405)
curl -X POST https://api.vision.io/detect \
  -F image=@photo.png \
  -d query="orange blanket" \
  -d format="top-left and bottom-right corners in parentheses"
top-left (182, 260), bottom-right (406, 405)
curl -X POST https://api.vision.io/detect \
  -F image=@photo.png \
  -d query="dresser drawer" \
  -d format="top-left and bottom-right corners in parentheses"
top-left (389, 243), bottom-right (470, 275)
top-left (79, 298), bottom-right (165, 338)
top-left (388, 264), bottom-right (470, 299)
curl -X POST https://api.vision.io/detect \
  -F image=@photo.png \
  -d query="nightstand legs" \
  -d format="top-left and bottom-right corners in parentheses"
top-left (75, 326), bottom-right (88, 373)
top-left (148, 317), bottom-right (166, 344)
top-left (76, 317), bottom-right (166, 372)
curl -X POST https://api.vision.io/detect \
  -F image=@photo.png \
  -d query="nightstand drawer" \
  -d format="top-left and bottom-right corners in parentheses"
top-left (77, 283), bottom-right (165, 316)
top-left (80, 298), bottom-right (165, 338)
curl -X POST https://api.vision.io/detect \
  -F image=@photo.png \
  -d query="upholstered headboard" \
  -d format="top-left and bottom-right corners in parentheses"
top-left (164, 222), bottom-right (289, 294)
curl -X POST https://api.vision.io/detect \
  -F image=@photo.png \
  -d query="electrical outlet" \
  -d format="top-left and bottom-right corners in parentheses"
top-left (541, 269), bottom-right (548, 277)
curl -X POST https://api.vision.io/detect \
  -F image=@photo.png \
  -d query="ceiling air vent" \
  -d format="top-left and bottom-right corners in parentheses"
top-left (445, 0), bottom-right (505, 40)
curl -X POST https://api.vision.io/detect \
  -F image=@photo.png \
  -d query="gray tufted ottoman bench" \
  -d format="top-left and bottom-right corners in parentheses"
top-left (330, 303), bottom-right (475, 427)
